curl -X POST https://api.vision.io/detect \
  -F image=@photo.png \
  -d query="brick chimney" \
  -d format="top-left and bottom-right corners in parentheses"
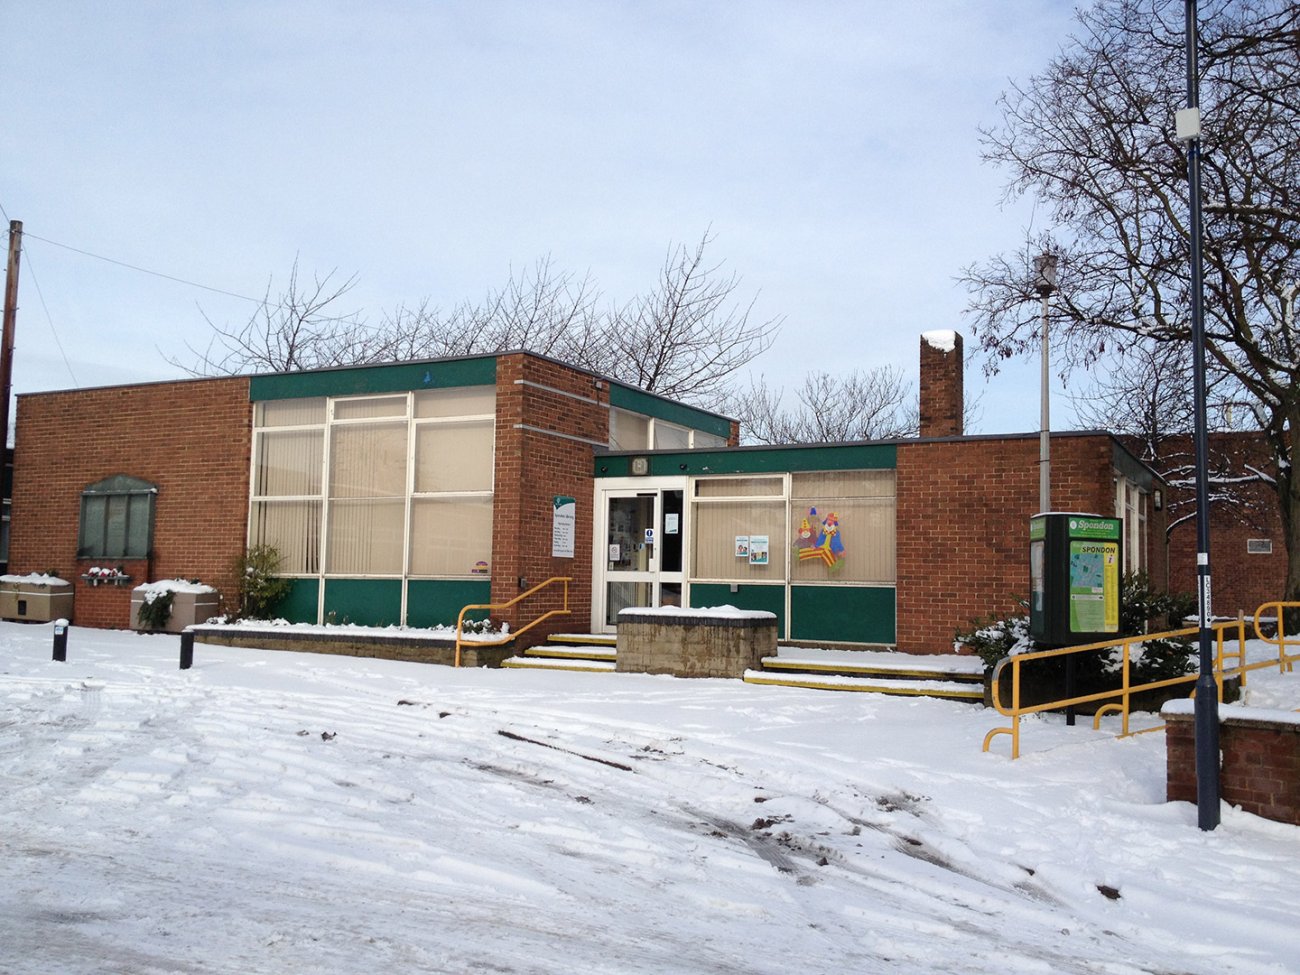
top-left (918, 330), bottom-right (963, 438)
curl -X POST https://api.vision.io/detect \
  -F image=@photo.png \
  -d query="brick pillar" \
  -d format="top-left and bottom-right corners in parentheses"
top-left (919, 331), bottom-right (964, 438)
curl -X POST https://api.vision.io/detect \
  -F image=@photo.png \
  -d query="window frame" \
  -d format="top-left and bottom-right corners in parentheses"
top-left (77, 475), bottom-right (157, 560)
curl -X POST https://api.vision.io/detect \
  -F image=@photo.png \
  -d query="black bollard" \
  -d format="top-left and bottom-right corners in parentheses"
top-left (179, 629), bottom-right (194, 670)
top-left (52, 619), bottom-right (69, 662)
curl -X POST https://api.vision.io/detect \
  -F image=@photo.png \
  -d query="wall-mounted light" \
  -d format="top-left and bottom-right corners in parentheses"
top-left (1153, 488), bottom-right (1163, 511)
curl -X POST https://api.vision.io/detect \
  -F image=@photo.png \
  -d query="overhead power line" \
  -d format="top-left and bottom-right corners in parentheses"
top-left (22, 231), bottom-right (267, 305)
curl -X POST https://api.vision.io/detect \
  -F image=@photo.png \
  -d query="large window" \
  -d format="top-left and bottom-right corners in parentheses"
top-left (688, 471), bottom-right (896, 584)
top-left (249, 388), bottom-right (495, 580)
top-left (77, 475), bottom-right (157, 559)
top-left (790, 471), bottom-right (895, 584)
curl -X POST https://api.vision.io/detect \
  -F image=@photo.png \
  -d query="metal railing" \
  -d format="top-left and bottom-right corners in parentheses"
top-left (454, 576), bottom-right (572, 667)
top-left (982, 617), bottom-right (1252, 759)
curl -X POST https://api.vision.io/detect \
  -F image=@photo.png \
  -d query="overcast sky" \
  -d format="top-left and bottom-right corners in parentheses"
top-left (5, 1), bottom-right (1083, 434)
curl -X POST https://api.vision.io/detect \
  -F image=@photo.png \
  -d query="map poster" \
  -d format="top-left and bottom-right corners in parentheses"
top-left (1068, 539), bottom-right (1119, 632)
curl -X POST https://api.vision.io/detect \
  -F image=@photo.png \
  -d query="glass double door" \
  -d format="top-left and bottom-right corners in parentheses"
top-left (600, 486), bottom-right (685, 629)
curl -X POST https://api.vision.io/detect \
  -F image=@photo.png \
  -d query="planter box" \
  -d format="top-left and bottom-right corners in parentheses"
top-left (131, 587), bottom-right (221, 634)
top-left (0, 576), bottom-right (74, 623)
top-left (616, 607), bottom-right (778, 679)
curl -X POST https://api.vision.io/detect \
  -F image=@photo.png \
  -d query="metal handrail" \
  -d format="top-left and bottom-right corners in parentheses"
top-left (982, 617), bottom-right (1249, 759)
top-left (1250, 602), bottom-right (1300, 676)
top-left (453, 576), bottom-right (572, 667)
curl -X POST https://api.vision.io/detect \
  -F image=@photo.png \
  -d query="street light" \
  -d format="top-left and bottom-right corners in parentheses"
top-left (1034, 251), bottom-right (1058, 514)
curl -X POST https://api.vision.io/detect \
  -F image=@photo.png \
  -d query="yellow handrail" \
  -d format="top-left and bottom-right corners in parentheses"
top-left (982, 611), bottom-right (1300, 764)
top-left (454, 576), bottom-right (572, 667)
top-left (1251, 602), bottom-right (1300, 675)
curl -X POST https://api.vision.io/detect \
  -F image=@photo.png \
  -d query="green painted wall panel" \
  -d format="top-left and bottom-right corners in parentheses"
top-left (275, 578), bottom-right (320, 624)
top-left (689, 583), bottom-right (785, 635)
top-left (322, 579), bottom-right (403, 627)
top-left (406, 579), bottom-right (492, 629)
top-left (597, 442), bottom-right (897, 478)
top-left (790, 585), bottom-right (895, 644)
top-left (250, 356), bottom-right (496, 401)
top-left (608, 384), bottom-right (733, 438)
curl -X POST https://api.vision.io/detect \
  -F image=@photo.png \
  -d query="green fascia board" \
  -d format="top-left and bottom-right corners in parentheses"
top-left (405, 579), bottom-right (491, 628)
top-left (690, 583), bottom-right (786, 635)
top-left (1110, 439), bottom-right (1157, 491)
top-left (596, 442), bottom-right (897, 477)
top-left (250, 356), bottom-right (497, 402)
top-left (276, 578), bottom-right (320, 624)
top-left (608, 383), bottom-right (733, 439)
top-left (790, 585), bottom-right (896, 644)
top-left (322, 578), bottom-right (403, 627)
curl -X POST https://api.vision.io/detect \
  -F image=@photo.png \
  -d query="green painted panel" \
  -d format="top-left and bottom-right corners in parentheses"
top-left (250, 356), bottom-right (496, 401)
top-left (609, 384), bottom-right (733, 438)
top-left (323, 579), bottom-right (403, 627)
top-left (596, 442), bottom-right (897, 478)
top-left (790, 585), bottom-right (895, 644)
top-left (689, 583), bottom-right (785, 635)
top-left (406, 579), bottom-right (492, 629)
top-left (275, 578), bottom-right (320, 624)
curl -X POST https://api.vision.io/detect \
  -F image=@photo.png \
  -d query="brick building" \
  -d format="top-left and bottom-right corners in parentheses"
top-left (9, 336), bottom-right (1175, 654)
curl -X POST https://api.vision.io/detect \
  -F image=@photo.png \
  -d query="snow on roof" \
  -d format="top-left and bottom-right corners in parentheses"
top-left (921, 329), bottom-right (958, 353)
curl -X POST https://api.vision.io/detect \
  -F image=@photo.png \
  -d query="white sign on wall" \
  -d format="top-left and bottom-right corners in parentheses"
top-left (552, 496), bottom-right (576, 558)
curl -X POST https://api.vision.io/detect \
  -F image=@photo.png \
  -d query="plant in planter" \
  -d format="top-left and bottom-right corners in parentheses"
top-left (136, 588), bottom-right (176, 631)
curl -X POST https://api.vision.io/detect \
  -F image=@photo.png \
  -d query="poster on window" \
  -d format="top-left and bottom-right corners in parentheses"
top-left (749, 535), bottom-right (769, 566)
top-left (735, 535), bottom-right (750, 559)
top-left (552, 496), bottom-right (576, 558)
top-left (794, 506), bottom-right (846, 572)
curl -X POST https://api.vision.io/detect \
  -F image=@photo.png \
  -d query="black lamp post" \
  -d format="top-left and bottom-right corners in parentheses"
top-left (1178, 0), bottom-right (1220, 831)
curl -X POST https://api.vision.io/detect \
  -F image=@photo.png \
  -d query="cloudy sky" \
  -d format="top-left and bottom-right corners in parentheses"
top-left (5, 1), bottom-right (1082, 433)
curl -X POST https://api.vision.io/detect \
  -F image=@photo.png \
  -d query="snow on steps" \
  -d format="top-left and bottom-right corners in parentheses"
top-left (504, 636), bottom-right (985, 701)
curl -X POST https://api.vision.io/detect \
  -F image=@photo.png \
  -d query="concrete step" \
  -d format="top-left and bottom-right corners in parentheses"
top-left (547, 632), bottom-right (617, 648)
top-left (501, 656), bottom-right (616, 673)
top-left (522, 645), bottom-right (617, 663)
top-left (743, 669), bottom-right (985, 700)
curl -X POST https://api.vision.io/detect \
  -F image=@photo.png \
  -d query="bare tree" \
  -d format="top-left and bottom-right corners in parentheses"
top-left (174, 233), bottom-right (780, 411)
top-left (166, 259), bottom-right (377, 375)
top-left (605, 234), bottom-right (781, 409)
top-left (727, 367), bottom-right (917, 445)
top-left (961, 0), bottom-right (1300, 598)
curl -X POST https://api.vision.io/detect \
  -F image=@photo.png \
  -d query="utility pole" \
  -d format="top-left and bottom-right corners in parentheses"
top-left (1, 220), bottom-right (21, 455)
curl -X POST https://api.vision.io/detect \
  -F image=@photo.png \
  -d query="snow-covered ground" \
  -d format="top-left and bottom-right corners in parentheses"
top-left (2, 621), bottom-right (1297, 975)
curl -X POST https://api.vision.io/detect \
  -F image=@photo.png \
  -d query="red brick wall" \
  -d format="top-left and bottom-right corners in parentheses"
top-left (895, 433), bottom-right (1158, 654)
top-left (1166, 710), bottom-right (1300, 826)
top-left (11, 378), bottom-right (252, 628)
top-left (1159, 432), bottom-right (1287, 617)
top-left (491, 355), bottom-right (608, 645)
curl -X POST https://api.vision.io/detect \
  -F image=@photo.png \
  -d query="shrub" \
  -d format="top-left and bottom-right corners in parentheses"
top-left (954, 605), bottom-right (1032, 673)
top-left (137, 589), bottom-right (175, 631)
top-left (234, 545), bottom-right (293, 620)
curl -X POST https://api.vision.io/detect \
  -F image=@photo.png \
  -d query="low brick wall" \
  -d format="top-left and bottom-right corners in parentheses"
top-left (1164, 702), bottom-right (1300, 826)
top-left (616, 610), bottom-right (777, 679)
top-left (191, 626), bottom-right (515, 668)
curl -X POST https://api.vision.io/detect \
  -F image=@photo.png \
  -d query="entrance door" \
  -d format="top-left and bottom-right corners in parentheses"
top-left (598, 485), bottom-right (687, 630)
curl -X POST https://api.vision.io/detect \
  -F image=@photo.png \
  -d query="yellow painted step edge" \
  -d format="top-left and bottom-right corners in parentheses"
top-left (743, 674), bottom-right (983, 698)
